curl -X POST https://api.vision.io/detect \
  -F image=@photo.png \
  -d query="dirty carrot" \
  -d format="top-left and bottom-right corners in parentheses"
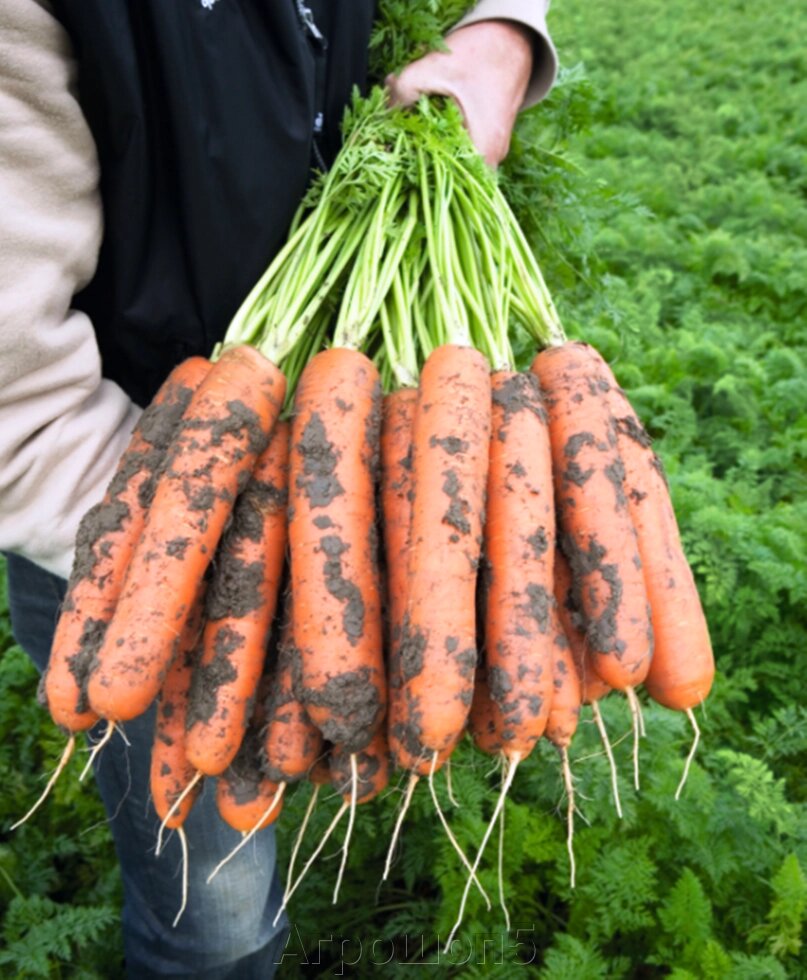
top-left (605, 383), bottom-right (714, 711)
top-left (289, 348), bottom-right (385, 752)
top-left (531, 342), bottom-right (653, 691)
top-left (185, 420), bottom-right (290, 776)
top-left (483, 370), bottom-right (555, 759)
top-left (262, 596), bottom-right (323, 784)
top-left (44, 357), bottom-right (210, 733)
top-left (554, 549), bottom-right (612, 705)
top-left (151, 589), bottom-right (207, 837)
top-left (87, 345), bottom-right (285, 722)
top-left (396, 344), bottom-right (491, 767)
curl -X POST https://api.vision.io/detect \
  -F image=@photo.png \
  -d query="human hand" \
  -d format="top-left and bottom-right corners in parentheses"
top-left (385, 20), bottom-right (534, 168)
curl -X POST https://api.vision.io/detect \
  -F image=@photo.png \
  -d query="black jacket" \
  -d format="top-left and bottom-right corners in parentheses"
top-left (51, 0), bottom-right (375, 405)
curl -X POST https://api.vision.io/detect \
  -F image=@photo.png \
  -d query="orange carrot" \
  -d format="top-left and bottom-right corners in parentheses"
top-left (468, 665), bottom-right (503, 756)
top-left (215, 731), bottom-right (285, 833)
top-left (289, 348), bottom-right (385, 752)
top-left (185, 421), bottom-right (290, 776)
top-left (380, 389), bottom-right (432, 771)
top-left (396, 345), bottom-right (491, 766)
top-left (44, 357), bottom-right (210, 732)
top-left (554, 549), bottom-right (612, 704)
top-left (88, 346), bottom-right (285, 722)
top-left (606, 384), bottom-right (714, 709)
top-left (150, 589), bottom-right (207, 830)
top-left (545, 614), bottom-right (583, 751)
top-left (329, 729), bottom-right (390, 805)
top-left (483, 371), bottom-right (555, 758)
top-left (531, 342), bottom-right (653, 690)
top-left (262, 596), bottom-right (323, 783)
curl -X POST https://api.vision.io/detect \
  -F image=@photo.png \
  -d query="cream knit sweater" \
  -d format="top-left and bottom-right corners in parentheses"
top-left (0, 0), bottom-right (556, 580)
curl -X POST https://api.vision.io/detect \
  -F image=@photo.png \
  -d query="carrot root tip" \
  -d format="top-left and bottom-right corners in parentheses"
top-left (675, 707), bottom-right (701, 801)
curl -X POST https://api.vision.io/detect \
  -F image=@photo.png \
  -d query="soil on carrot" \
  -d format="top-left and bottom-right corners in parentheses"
top-left (363, 382), bottom-right (382, 479)
top-left (441, 469), bottom-right (471, 536)
top-left (295, 413), bottom-right (345, 508)
top-left (182, 399), bottom-right (269, 456)
top-left (222, 732), bottom-right (264, 805)
top-left (527, 526), bottom-right (550, 558)
top-left (429, 435), bottom-right (469, 455)
top-left (492, 373), bottom-right (548, 431)
top-left (318, 535), bottom-right (365, 645)
top-left (230, 479), bottom-right (288, 544)
top-left (560, 533), bottom-right (626, 656)
top-left (186, 625), bottom-right (242, 727)
top-left (330, 746), bottom-right (381, 797)
top-left (299, 667), bottom-right (381, 751)
top-left (399, 617), bottom-right (427, 682)
top-left (521, 583), bottom-right (552, 634)
top-left (615, 413), bottom-right (653, 449)
top-left (205, 556), bottom-right (265, 621)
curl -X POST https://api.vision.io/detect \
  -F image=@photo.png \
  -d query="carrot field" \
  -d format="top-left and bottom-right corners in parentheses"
top-left (1, 0), bottom-right (805, 975)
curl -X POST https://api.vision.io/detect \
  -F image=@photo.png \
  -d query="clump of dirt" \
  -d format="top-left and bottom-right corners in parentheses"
top-left (429, 435), bottom-right (469, 455)
top-left (399, 616), bottom-right (427, 682)
top-left (186, 625), bottom-right (242, 727)
top-left (441, 469), bottom-right (471, 535)
top-left (295, 413), bottom-right (344, 508)
top-left (492, 373), bottom-right (548, 433)
top-left (205, 556), bottom-right (265, 621)
top-left (319, 535), bottom-right (365, 645)
top-left (300, 668), bottom-right (382, 752)
top-left (527, 526), bottom-right (549, 558)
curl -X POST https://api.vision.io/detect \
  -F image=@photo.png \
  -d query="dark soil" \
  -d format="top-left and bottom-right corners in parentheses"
top-left (295, 413), bottom-right (344, 508)
top-left (186, 625), bottom-right (242, 728)
top-left (299, 668), bottom-right (382, 752)
top-left (319, 535), bottom-right (365, 645)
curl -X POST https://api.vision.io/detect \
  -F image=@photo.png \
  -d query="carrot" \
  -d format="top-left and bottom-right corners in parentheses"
top-left (605, 384), bottom-right (714, 710)
top-left (482, 370), bottom-right (555, 758)
top-left (545, 610), bottom-right (583, 751)
top-left (44, 357), bottom-right (210, 732)
top-left (262, 595), bottom-right (323, 784)
top-left (289, 348), bottom-right (385, 752)
top-left (468, 665), bottom-right (503, 756)
top-left (329, 729), bottom-right (390, 805)
top-left (554, 549), bottom-right (611, 704)
top-left (380, 388), bottom-right (434, 772)
top-left (396, 345), bottom-right (491, 766)
top-left (329, 728), bottom-right (391, 902)
top-left (215, 728), bottom-right (285, 834)
top-left (185, 420), bottom-right (290, 776)
top-left (87, 346), bottom-right (285, 722)
top-left (531, 342), bottom-right (653, 690)
top-left (150, 589), bottom-right (207, 832)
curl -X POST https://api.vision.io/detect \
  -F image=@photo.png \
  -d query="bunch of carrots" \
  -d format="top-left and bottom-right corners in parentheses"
top-left (16, 90), bottom-right (714, 937)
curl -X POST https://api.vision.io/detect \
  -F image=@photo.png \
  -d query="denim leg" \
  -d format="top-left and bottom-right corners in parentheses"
top-left (4, 553), bottom-right (289, 979)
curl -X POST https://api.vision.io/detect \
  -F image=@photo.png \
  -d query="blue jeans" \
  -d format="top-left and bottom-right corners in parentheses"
top-left (4, 552), bottom-right (289, 979)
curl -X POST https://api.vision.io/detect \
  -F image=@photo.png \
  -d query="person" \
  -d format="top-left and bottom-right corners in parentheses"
top-left (0, 1), bottom-right (558, 976)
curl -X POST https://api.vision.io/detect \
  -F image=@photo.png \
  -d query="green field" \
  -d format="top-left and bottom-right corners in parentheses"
top-left (2, 0), bottom-right (805, 975)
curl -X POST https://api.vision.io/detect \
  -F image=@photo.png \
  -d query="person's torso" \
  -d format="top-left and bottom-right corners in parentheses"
top-left (51, 0), bottom-right (375, 404)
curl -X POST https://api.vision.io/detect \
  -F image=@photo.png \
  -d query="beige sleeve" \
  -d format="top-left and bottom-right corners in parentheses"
top-left (0, 0), bottom-right (141, 580)
top-left (452, 0), bottom-right (558, 106)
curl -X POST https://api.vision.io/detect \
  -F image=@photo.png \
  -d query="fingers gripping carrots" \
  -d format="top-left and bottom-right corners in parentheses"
top-left (87, 346), bottom-right (285, 723)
